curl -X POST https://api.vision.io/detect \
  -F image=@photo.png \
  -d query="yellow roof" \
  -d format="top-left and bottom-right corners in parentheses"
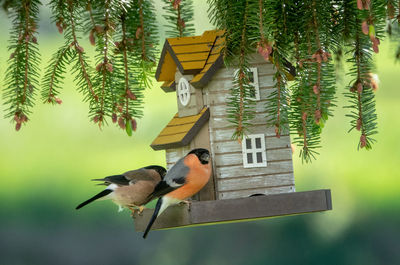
top-left (151, 107), bottom-right (210, 151)
top-left (155, 30), bottom-right (225, 90)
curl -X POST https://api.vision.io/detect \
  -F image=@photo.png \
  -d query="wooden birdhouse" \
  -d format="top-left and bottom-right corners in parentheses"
top-left (133, 30), bottom-right (331, 231)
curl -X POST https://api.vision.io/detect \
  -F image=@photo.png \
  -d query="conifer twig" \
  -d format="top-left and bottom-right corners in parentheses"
top-left (68, 1), bottom-right (97, 101)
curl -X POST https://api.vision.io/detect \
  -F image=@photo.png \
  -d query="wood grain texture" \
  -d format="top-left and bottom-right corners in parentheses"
top-left (134, 203), bottom-right (191, 231)
top-left (215, 160), bottom-right (294, 179)
top-left (213, 136), bottom-right (291, 154)
top-left (172, 44), bottom-right (212, 54)
top-left (177, 90), bottom-right (204, 117)
top-left (151, 108), bottom-right (210, 150)
top-left (211, 100), bottom-right (271, 116)
top-left (214, 148), bottom-right (292, 167)
top-left (175, 72), bottom-right (204, 117)
top-left (210, 110), bottom-right (273, 126)
top-left (191, 55), bottom-right (224, 88)
top-left (151, 133), bottom-right (187, 146)
top-left (206, 86), bottom-right (275, 105)
top-left (176, 52), bottom-right (209, 62)
top-left (167, 36), bottom-right (215, 46)
top-left (204, 74), bottom-right (275, 92)
top-left (210, 124), bottom-right (279, 141)
top-left (218, 185), bottom-right (295, 199)
top-left (180, 61), bottom-right (206, 71)
top-left (199, 54), bottom-right (293, 200)
top-left (156, 30), bottom-right (223, 82)
top-left (132, 189), bottom-right (332, 232)
top-left (218, 173), bottom-right (295, 191)
top-left (205, 54), bottom-right (220, 64)
top-left (156, 49), bottom-right (177, 81)
top-left (190, 33), bottom-right (225, 88)
top-left (211, 60), bottom-right (275, 80)
top-left (158, 123), bottom-right (195, 136)
top-left (161, 80), bottom-right (176, 93)
top-left (167, 114), bottom-right (199, 126)
top-left (166, 146), bottom-right (191, 170)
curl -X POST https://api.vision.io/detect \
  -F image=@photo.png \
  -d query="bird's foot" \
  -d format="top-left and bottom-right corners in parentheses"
top-left (179, 200), bottom-right (192, 211)
top-left (179, 200), bottom-right (191, 205)
top-left (138, 206), bottom-right (145, 216)
top-left (129, 207), bottom-right (137, 218)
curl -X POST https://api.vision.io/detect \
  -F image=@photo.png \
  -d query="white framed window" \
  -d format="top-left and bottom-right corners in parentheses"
top-left (178, 77), bottom-right (190, 106)
top-left (234, 67), bottom-right (260, 101)
top-left (242, 134), bottom-right (267, 168)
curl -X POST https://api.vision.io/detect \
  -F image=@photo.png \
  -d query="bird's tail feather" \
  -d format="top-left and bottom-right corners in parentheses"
top-left (75, 189), bottom-right (113, 210)
top-left (143, 197), bottom-right (163, 239)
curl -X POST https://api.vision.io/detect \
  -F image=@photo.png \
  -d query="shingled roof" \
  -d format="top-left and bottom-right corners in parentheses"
top-left (150, 107), bottom-right (210, 150)
top-left (155, 30), bottom-right (225, 92)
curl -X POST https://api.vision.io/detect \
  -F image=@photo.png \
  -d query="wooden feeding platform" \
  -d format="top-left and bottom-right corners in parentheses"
top-left (133, 189), bottom-right (332, 232)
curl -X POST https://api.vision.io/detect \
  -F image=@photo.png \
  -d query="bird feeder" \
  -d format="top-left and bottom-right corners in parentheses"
top-left (132, 30), bottom-right (332, 231)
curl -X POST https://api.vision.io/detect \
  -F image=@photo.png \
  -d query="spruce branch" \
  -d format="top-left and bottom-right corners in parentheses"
top-left (225, 0), bottom-right (257, 141)
top-left (92, 0), bottom-right (115, 127)
top-left (41, 45), bottom-right (71, 104)
top-left (111, 0), bottom-right (158, 135)
top-left (162, 0), bottom-right (194, 37)
top-left (3, 0), bottom-right (41, 131)
top-left (345, 28), bottom-right (378, 150)
top-left (43, 0), bottom-right (97, 111)
top-left (387, 0), bottom-right (400, 60)
top-left (115, 8), bottom-right (139, 135)
top-left (235, 0), bottom-right (249, 140)
top-left (67, 0), bottom-right (97, 102)
top-left (84, 0), bottom-right (100, 45)
top-left (133, 0), bottom-right (158, 88)
top-left (87, 0), bottom-right (136, 131)
top-left (286, 0), bottom-right (337, 162)
top-left (265, 52), bottom-right (290, 138)
top-left (0, 0), bottom-right (396, 155)
top-left (343, 1), bottom-right (385, 149)
top-left (311, 0), bottom-right (322, 120)
top-left (260, 0), bottom-right (293, 138)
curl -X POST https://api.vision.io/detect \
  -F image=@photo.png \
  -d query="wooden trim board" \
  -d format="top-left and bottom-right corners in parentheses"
top-left (132, 189), bottom-right (332, 232)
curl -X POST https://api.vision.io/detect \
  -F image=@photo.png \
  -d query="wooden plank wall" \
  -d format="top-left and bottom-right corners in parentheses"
top-left (166, 146), bottom-right (191, 170)
top-left (203, 53), bottom-right (295, 200)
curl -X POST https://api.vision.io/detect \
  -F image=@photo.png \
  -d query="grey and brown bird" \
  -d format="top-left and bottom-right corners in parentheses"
top-left (143, 148), bottom-right (212, 238)
top-left (76, 165), bottom-right (166, 213)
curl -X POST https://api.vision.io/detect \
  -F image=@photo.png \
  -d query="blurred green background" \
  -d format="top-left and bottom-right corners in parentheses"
top-left (1, 1), bottom-right (399, 265)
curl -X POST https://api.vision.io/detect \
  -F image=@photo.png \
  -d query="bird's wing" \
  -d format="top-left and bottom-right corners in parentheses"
top-left (148, 157), bottom-right (189, 199)
top-left (92, 175), bottom-right (130, 186)
top-left (92, 168), bottom-right (157, 186)
top-left (124, 168), bottom-right (161, 184)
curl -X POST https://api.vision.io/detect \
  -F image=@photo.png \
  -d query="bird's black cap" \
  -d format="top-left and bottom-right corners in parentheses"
top-left (188, 148), bottom-right (210, 164)
top-left (144, 165), bottom-right (167, 179)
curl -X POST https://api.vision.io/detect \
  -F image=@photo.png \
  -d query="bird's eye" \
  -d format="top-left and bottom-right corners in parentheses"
top-left (201, 153), bottom-right (210, 162)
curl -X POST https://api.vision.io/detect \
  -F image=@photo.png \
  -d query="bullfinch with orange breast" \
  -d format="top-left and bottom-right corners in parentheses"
top-left (143, 148), bottom-right (211, 238)
top-left (76, 165), bottom-right (166, 213)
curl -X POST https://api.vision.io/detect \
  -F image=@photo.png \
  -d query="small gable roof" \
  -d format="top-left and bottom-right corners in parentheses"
top-left (150, 107), bottom-right (210, 151)
top-left (155, 30), bottom-right (225, 91)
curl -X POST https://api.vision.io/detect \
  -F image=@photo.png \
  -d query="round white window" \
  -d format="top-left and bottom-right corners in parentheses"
top-left (178, 77), bottom-right (190, 106)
